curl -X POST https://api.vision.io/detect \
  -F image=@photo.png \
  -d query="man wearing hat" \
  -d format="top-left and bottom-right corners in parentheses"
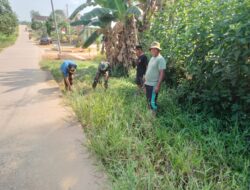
top-left (144, 41), bottom-right (166, 112)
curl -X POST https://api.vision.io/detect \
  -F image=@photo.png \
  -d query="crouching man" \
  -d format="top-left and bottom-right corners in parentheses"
top-left (92, 61), bottom-right (111, 89)
top-left (60, 60), bottom-right (77, 91)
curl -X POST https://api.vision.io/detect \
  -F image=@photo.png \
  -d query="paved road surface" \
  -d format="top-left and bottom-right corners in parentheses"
top-left (0, 26), bottom-right (107, 190)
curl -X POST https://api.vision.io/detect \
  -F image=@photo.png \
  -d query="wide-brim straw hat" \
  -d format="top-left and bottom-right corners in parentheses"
top-left (149, 41), bottom-right (162, 51)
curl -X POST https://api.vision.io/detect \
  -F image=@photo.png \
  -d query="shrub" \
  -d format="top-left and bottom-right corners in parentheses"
top-left (142, 0), bottom-right (250, 124)
top-left (0, 0), bottom-right (18, 35)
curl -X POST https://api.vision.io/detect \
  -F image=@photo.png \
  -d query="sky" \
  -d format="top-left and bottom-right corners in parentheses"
top-left (9, 0), bottom-right (89, 21)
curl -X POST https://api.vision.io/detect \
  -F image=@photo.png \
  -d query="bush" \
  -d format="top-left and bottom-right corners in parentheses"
top-left (0, 0), bottom-right (18, 35)
top-left (142, 0), bottom-right (250, 125)
top-left (0, 30), bottom-right (17, 51)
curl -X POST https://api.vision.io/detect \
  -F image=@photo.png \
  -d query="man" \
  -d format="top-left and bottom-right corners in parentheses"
top-left (92, 61), bottom-right (111, 89)
top-left (60, 60), bottom-right (77, 91)
top-left (135, 45), bottom-right (148, 90)
top-left (28, 32), bottom-right (32, 40)
top-left (144, 41), bottom-right (166, 112)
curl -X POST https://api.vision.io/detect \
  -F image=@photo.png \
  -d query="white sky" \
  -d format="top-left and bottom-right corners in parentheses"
top-left (9, 0), bottom-right (92, 21)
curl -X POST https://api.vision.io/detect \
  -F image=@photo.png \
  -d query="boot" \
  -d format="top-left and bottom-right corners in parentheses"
top-left (92, 80), bottom-right (97, 89)
top-left (104, 81), bottom-right (108, 89)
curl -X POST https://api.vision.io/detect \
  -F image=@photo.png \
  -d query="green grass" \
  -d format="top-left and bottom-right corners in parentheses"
top-left (0, 31), bottom-right (18, 52)
top-left (41, 59), bottom-right (250, 190)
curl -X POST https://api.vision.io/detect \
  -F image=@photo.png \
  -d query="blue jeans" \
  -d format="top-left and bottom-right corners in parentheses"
top-left (145, 85), bottom-right (158, 111)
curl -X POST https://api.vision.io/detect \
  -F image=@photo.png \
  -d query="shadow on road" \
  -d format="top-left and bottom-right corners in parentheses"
top-left (38, 87), bottom-right (59, 95)
top-left (0, 69), bottom-right (52, 94)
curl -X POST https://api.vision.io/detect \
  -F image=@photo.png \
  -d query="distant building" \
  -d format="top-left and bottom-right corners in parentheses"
top-left (32, 15), bottom-right (49, 23)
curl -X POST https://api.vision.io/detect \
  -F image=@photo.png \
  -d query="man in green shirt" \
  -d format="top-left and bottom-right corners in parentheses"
top-left (92, 61), bottom-right (111, 89)
top-left (144, 41), bottom-right (166, 112)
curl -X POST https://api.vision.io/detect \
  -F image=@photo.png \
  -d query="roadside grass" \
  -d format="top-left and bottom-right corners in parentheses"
top-left (41, 59), bottom-right (250, 190)
top-left (0, 30), bottom-right (18, 52)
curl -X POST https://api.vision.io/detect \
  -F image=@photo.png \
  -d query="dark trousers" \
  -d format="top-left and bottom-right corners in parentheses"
top-left (145, 84), bottom-right (158, 111)
top-left (92, 71), bottom-right (108, 89)
top-left (136, 75), bottom-right (144, 87)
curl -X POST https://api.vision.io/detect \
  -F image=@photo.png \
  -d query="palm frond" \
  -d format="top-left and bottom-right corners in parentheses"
top-left (79, 29), bottom-right (85, 36)
top-left (126, 6), bottom-right (143, 18)
top-left (81, 7), bottom-right (116, 21)
top-left (70, 19), bottom-right (91, 26)
top-left (83, 30), bottom-right (101, 48)
top-left (69, 2), bottom-right (97, 20)
top-left (88, 18), bottom-right (111, 28)
top-left (112, 0), bottom-right (126, 19)
top-left (95, 0), bottom-right (110, 8)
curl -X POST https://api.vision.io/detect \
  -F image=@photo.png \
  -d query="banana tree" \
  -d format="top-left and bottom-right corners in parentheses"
top-left (70, 0), bottom-right (143, 75)
top-left (136, 0), bottom-right (164, 32)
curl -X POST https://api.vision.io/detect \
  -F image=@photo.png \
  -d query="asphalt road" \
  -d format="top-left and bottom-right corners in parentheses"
top-left (0, 25), bottom-right (107, 190)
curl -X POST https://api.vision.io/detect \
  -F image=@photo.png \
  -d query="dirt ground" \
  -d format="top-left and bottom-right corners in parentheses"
top-left (38, 43), bottom-right (99, 61)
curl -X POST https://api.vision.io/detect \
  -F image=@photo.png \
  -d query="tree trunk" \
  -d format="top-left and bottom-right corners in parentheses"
top-left (139, 0), bottom-right (159, 32)
top-left (103, 18), bottom-right (138, 76)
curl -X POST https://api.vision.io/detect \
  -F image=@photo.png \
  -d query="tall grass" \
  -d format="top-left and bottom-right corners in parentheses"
top-left (0, 29), bottom-right (18, 52)
top-left (41, 59), bottom-right (250, 190)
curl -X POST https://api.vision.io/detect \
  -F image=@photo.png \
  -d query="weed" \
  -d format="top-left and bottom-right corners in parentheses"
top-left (0, 31), bottom-right (18, 52)
top-left (41, 59), bottom-right (250, 190)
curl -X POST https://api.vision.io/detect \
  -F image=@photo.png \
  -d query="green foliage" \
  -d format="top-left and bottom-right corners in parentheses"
top-left (69, 1), bottom-right (97, 20)
top-left (83, 30), bottom-right (100, 48)
top-left (41, 59), bottom-right (250, 190)
top-left (49, 9), bottom-right (66, 26)
top-left (45, 18), bottom-right (53, 36)
top-left (31, 20), bottom-right (43, 30)
top-left (126, 6), bottom-right (143, 18)
top-left (30, 11), bottom-right (44, 31)
top-left (81, 8), bottom-right (117, 22)
top-left (31, 9), bottom-right (67, 36)
top-left (0, 0), bottom-right (17, 35)
top-left (70, 3), bottom-right (119, 48)
top-left (0, 30), bottom-right (17, 51)
top-left (0, 0), bottom-right (17, 46)
top-left (0, 0), bottom-right (11, 13)
top-left (70, 0), bottom-right (142, 48)
top-left (142, 0), bottom-right (250, 124)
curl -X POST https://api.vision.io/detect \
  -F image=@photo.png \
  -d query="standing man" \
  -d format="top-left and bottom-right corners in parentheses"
top-left (144, 41), bottom-right (166, 113)
top-left (60, 60), bottom-right (77, 91)
top-left (135, 45), bottom-right (148, 91)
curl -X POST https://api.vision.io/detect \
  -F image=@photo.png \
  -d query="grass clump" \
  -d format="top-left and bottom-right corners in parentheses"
top-left (0, 30), bottom-right (18, 52)
top-left (41, 59), bottom-right (250, 190)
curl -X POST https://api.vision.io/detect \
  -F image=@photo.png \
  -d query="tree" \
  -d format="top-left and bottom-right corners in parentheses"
top-left (0, 0), bottom-right (17, 35)
top-left (30, 10), bottom-right (40, 19)
top-left (49, 9), bottom-right (66, 24)
top-left (45, 18), bottom-right (53, 36)
top-left (0, 0), bottom-right (11, 13)
top-left (46, 9), bottom-right (67, 36)
top-left (136, 0), bottom-right (159, 31)
top-left (70, 0), bottom-right (143, 75)
top-left (30, 10), bottom-right (44, 30)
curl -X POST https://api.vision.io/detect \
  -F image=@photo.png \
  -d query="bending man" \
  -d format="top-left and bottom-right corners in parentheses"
top-left (60, 60), bottom-right (77, 91)
top-left (92, 61), bottom-right (111, 89)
